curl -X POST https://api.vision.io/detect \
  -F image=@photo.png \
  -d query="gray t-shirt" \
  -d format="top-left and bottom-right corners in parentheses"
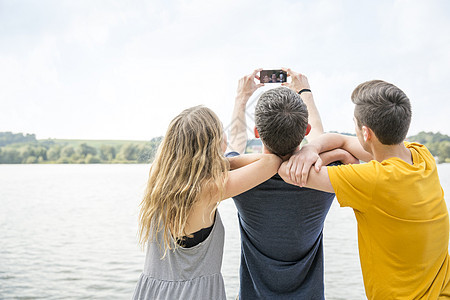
top-left (227, 151), bottom-right (335, 299)
top-left (133, 212), bottom-right (226, 300)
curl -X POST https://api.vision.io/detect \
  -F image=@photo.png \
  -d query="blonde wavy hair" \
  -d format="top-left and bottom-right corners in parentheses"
top-left (138, 105), bottom-right (229, 255)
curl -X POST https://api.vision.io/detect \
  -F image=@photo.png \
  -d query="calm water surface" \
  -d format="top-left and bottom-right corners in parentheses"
top-left (0, 164), bottom-right (449, 299)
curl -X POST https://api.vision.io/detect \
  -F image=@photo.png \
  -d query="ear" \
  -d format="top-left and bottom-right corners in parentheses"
top-left (254, 126), bottom-right (260, 138)
top-left (362, 126), bottom-right (371, 142)
top-left (305, 124), bottom-right (312, 136)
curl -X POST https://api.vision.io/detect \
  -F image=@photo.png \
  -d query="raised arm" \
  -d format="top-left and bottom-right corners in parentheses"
top-left (282, 68), bottom-right (324, 141)
top-left (227, 69), bottom-right (264, 154)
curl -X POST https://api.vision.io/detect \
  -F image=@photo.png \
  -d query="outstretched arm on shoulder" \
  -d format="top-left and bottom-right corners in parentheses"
top-left (307, 133), bottom-right (372, 163)
top-left (222, 154), bottom-right (282, 200)
top-left (279, 160), bottom-right (334, 193)
top-left (281, 133), bottom-right (372, 187)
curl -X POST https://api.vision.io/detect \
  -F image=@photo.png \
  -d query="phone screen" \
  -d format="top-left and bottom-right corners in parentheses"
top-left (260, 70), bottom-right (287, 83)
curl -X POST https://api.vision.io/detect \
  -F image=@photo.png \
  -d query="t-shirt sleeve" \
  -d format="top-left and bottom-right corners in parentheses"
top-left (327, 162), bottom-right (378, 212)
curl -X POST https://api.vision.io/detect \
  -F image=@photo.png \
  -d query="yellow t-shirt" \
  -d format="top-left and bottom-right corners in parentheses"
top-left (328, 142), bottom-right (450, 299)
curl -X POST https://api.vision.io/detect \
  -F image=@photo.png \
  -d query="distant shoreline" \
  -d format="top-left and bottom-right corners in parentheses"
top-left (1, 131), bottom-right (450, 164)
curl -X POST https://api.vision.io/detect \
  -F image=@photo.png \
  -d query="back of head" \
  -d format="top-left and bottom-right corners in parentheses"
top-left (139, 105), bottom-right (228, 254)
top-left (352, 80), bottom-right (412, 145)
top-left (255, 87), bottom-right (309, 156)
top-left (161, 105), bottom-right (225, 175)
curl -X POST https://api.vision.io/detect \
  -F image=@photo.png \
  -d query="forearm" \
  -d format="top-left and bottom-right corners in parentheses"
top-left (228, 70), bottom-right (264, 154)
top-left (228, 153), bottom-right (264, 170)
top-left (319, 148), bottom-right (359, 166)
top-left (283, 133), bottom-right (369, 187)
top-left (280, 69), bottom-right (324, 141)
top-left (301, 92), bottom-right (324, 141)
top-left (307, 133), bottom-right (372, 162)
top-left (278, 161), bottom-right (334, 193)
top-left (223, 154), bottom-right (282, 200)
top-left (251, 154), bottom-right (282, 175)
top-left (227, 96), bottom-right (248, 154)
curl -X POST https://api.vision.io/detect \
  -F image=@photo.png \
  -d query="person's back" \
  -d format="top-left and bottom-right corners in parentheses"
top-left (133, 105), bottom-right (282, 300)
top-left (227, 70), bottom-right (338, 298)
top-left (327, 142), bottom-right (450, 298)
top-left (281, 79), bottom-right (450, 299)
top-left (232, 173), bottom-right (334, 298)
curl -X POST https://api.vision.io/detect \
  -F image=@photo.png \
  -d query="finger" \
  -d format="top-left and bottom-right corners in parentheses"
top-left (301, 163), bottom-right (310, 187)
top-left (289, 162), bottom-right (295, 182)
top-left (252, 68), bottom-right (263, 77)
top-left (289, 160), bottom-right (297, 182)
top-left (281, 67), bottom-right (291, 77)
top-left (256, 83), bottom-right (264, 88)
top-left (290, 157), bottom-right (299, 184)
top-left (255, 75), bottom-right (261, 80)
top-left (315, 157), bottom-right (323, 172)
top-left (287, 68), bottom-right (294, 76)
top-left (295, 161), bottom-right (304, 186)
top-left (285, 159), bottom-right (293, 173)
top-left (295, 164), bottom-right (303, 186)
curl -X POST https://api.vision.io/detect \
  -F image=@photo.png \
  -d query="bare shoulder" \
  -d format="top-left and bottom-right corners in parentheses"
top-left (200, 180), bottom-right (224, 205)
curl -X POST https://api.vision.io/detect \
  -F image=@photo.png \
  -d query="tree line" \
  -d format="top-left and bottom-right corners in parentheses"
top-left (0, 131), bottom-right (449, 164)
top-left (0, 132), bottom-right (162, 164)
top-left (407, 131), bottom-right (450, 163)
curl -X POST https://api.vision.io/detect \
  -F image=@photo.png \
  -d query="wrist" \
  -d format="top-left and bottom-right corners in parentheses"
top-left (235, 94), bottom-right (250, 107)
top-left (298, 88), bottom-right (311, 95)
top-left (304, 142), bottom-right (321, 155)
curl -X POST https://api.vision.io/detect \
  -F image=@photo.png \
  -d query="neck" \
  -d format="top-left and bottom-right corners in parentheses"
top-left (262, 145), bottom-right (301, 161)
top-left (370, 141), bottom-right (412, 164)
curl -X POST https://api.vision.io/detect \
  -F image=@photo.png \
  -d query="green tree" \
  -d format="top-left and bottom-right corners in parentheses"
top-left (408, 131), bottom-right (450, 163)
top-left (57, 157), bottom-right (70, 164)
top-left (61, 146), bottom-right (75, 158)
top-left (117, 144), bottom-right (138, 161)
top-left (100, 145), bottom-right (116, 161)
top-left (78, 143), bottom-right (97, 158)
top-left (136, 144), bottom-right (154, 163)
top-left (47, 146), bottom-right (61, 161)
top-left (85, 154), bottom-right (101, 163)
top-left (20, 146), bottom-right (36, 162)
top-left (70, 152), bottom-right (82, 162)
top-left (437, 141), bottom-right (450, 163)
top-left (35, 146), bottom-right (48, 161)
top-left (0, 149), bottom-right (22, 163)
top-left (0, 132), bottom-right (37, 146)
top-left (25, 156), bottom-right (38, 164)
top-left (143, 136), bottom-right (163, 163)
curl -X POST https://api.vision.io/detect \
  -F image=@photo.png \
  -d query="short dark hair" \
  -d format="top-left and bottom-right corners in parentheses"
top-left (351, 80), bottom-right (412, 145)
top-left (255, 87), bottom-right (308, 156)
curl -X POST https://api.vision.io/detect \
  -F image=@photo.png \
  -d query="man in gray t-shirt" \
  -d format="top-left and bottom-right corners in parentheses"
top-left (226, 69), bottom-right (346, 299)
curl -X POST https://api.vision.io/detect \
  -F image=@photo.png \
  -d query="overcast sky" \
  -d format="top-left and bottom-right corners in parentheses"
top-left (1, 0), bottom-right (449, 140)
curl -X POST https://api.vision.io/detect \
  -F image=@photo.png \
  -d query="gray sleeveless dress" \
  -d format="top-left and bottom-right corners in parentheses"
top-left (133, 211), bottom-right (226, 300)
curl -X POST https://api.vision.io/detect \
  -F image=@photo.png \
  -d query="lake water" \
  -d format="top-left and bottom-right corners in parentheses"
top-left (0, 164), bottom-right (449, 299)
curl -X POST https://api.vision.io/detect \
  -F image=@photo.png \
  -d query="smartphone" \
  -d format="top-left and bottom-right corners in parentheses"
top-left (260, 69), bottom-right (287, 83)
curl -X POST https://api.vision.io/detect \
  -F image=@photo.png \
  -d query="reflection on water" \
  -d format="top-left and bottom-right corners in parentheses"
top-left (0, 164), bottom-right (449, 299)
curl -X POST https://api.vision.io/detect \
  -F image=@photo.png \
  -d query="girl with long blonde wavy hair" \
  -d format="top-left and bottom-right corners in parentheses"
top-left (133, 105), bottom-right (281, 300)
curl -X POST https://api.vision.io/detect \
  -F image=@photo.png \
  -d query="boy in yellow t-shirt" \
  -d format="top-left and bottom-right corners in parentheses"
top-left (279, 80), bottom-right (450, 299)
